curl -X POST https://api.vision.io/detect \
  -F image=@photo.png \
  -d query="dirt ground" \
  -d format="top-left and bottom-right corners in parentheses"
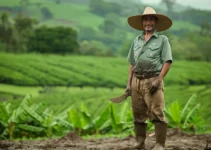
top-left (0, 129), bottom-right (211, 150)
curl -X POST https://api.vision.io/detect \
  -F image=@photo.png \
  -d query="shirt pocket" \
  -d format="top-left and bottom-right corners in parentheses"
top-left (134, 44), bottom-right (141, 51)
top-left (146, 45), bottom-right (161, 58)
top-left (133, 44), bottom-right (142, 59)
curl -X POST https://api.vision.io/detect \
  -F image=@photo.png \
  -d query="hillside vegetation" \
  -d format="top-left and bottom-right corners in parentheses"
top-left (0, 0), bottom-right (211, 140)
top-left (0, 0), bottom-right (200, 31)
top-left (1, 0), bottom-right (211, 61)
top-left (1, 53), bottom-right (211, 87)
top-left (0, 53), bottom-right (211, 127)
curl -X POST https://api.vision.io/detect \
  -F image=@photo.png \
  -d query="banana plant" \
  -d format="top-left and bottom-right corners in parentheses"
top-left (66, 102), bottom-right (134, 135)
top-left (165, 94), bottom-right (203, 132)
top-left (0, 94), bottom-right (34, 139)
top-left (0, 95), bottom-right (73, 139)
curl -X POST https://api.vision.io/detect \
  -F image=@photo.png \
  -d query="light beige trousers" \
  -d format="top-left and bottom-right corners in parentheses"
top-left (131, 75), bottom-right (167, 124)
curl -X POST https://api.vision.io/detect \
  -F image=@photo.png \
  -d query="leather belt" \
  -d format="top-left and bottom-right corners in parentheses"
top-left (134, 73), bottom-right (158, 80)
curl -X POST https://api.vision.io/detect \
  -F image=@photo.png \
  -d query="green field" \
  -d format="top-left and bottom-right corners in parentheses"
top-left (0, 53), bottom-right (211, 126)
top-left (0, 83), bottom-right (211, 129)
top-left (1, 53), bottom-right (211, 87)
top-left (0, 0), bottom-right (211, 139)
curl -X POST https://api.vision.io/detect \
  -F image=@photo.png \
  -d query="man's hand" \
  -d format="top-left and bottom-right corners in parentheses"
top-left (125, 82), bottom-right (131, 95)
top-left (148, 77), bottom-right (162, 94)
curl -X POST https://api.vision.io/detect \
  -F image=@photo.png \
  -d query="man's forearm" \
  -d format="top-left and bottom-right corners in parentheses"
top-left (127, 65), bottom-right (134, 85)
top-left (159, 61), bottom-right (171, 80)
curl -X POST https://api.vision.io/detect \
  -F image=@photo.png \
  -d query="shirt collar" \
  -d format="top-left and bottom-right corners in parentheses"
top-left (138, 30), bottom-right (158, 40)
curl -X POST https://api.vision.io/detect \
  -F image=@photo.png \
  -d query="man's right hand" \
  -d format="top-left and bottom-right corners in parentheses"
top-left (125, 83), bottom-right (131, 95)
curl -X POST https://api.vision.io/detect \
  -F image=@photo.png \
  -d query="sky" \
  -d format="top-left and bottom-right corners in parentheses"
top-left (141, 0), bottom-right (211, 10)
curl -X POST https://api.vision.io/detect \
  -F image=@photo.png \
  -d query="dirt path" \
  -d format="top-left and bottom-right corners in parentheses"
top-left (0, 129), bottom-right (211, 150)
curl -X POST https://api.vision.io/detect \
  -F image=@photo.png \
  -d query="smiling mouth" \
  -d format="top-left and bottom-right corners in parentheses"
top-left (145, 25), bottom-right (153, 28)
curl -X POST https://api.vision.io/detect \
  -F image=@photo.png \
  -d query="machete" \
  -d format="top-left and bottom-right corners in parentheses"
top-left (110, 91), bottom-right (130, 103)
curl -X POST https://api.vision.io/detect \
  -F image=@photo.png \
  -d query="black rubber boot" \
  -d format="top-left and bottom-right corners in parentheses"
top-left (133, 122), bottom-right (147, 150)
top-left (152, 122), bottom-right (167, 150)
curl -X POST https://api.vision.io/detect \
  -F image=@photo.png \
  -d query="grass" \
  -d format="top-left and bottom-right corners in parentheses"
top-left (0, 83), bottom-right (42, 97)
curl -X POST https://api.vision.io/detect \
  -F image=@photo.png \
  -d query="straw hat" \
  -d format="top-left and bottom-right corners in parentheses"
top-left (127, 7), bottom-right (172, 31)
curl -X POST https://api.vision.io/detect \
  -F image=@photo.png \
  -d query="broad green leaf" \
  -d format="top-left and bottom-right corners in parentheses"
top-left (109, 102), bottom-right (117, 131)
top-left (164, 108), bottom-right (175, 127)
top-left (80, 103), bottom-right (93, 129)
top-left (98, 120), bottom-right (111, 131)
top-left (168, 100), bottom-right (181, 125)
top-left (31, 102), bottom-right (46, 115)
top-left (183, 104), bottom-right (200, 128)
top-left (94, 104), bottom-right (110, 129)
top-left (57, 106), bottom-right (72, 120)
top-left (119, 102), bottom-right (129, 122)
top-left (0, 103), bottom-right (11, 122)
top-left (9, 94), bottom-right (32, 123)
top-left (181, 94), bottom-right (196, 120)
top-left (42, 111), bottom-right (56, 127)
top-left (17, 124), bottom-right (44, 133)
top-left (56, 118), bottom-right (73, 129)
top-left (22, 105), bottom-right (44, 123)
top-left (68, 108), bottom-right (81, 129)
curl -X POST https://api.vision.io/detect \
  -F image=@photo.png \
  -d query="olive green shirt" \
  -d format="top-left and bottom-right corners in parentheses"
top-left (127, 31), bottom-right (172, 74)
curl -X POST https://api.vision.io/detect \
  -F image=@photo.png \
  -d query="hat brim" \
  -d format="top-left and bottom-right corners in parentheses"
top-left (128, 14), bottom-right (172, 31)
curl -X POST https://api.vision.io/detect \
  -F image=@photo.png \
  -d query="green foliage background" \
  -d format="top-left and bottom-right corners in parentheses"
top-left (0, 0), bottom-right (211, 139)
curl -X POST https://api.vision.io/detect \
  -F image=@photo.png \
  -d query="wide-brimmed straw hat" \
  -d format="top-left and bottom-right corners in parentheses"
top-left (128, 7), bottom-right (172, 31)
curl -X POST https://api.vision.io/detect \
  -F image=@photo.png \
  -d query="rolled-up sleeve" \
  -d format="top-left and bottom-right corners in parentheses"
top-left (161, 37), bottom-right (172, 64)
top-left (127, 41), bottom-right (135, 65)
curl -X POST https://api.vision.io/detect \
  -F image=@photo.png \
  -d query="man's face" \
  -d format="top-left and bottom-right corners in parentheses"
top-left (142, 15), bottom-right (156, 32)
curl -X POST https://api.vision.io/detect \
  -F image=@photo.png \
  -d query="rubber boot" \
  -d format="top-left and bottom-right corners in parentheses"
top-left (152, 122), bottom-right (167, 150)
top-left (133, 122), bottom-right (147, 149)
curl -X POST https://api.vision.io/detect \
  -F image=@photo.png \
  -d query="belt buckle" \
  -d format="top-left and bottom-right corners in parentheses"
top-left (138, 74), bottom-right (145, 79)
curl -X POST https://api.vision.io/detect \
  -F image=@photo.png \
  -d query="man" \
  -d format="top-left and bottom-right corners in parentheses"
top-left (126, 7), bottom-right (172, 150)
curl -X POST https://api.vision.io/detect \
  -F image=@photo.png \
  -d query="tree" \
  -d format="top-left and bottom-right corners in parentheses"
top-left (89, 0), bottom-right (122, 16)
top-left (89, 0), bottom-right (107, 16)
top-left (79, 40), bottom-right (113, 56)
top-left (200, 20), bottom-right (210, 36)
top-left (99, 13), bottom-right (121, 34)
top-left (0, 12), bottom-right (16, 52)
top-left (13, 14), bottom-right (38, 52)
top-left (78, 26), bottom-right (97, 42)
top-left (28, 26), bottom-right (79, 54)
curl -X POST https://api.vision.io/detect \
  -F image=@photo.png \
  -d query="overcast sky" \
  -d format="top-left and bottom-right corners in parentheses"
top-left (141, 0), bottom-right (211, 10)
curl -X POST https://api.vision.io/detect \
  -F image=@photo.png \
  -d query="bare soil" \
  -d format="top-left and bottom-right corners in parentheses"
top-left (0, 129), bottom-right (211, 150)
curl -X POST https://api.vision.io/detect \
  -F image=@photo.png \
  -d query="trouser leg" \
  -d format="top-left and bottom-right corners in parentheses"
top-left (151, 122), bottom-right (168, 150)
top-left (131, 78), bottom-right (149, 149)
top-left (143, 77), bottom-right (166, 123)
top-left (143, 77), bottom-right (167, 150)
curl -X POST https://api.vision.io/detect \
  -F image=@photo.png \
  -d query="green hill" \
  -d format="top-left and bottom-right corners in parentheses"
top-left (0, 0), bottom-right (201, 32)
top-left (1, 53), bottom-right (211, 87)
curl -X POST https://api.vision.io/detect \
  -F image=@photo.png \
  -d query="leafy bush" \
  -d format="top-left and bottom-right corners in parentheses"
top-left (27, 26), bottom-right (79, 54)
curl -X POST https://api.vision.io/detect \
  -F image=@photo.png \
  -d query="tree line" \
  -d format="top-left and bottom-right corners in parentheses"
top-left (1, 0), bottom-right (211, 60)
top-left (0, 13), bottom-right (78, 54)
